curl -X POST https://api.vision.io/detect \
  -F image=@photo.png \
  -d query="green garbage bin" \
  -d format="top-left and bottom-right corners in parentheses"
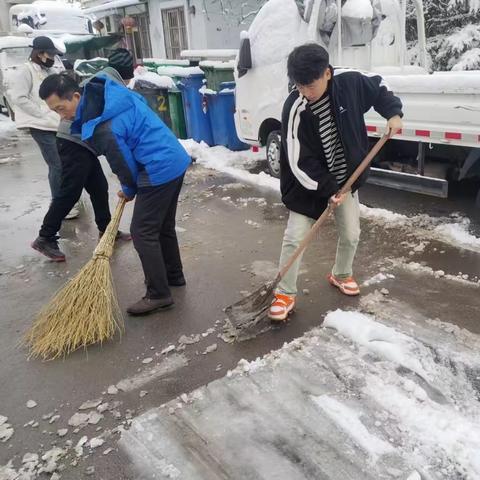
top-left (143, 58), bottom-right (189, 72)
top-left (73, 58), bottom-right (108, 82)
top-left (168, 87), bottom-right (187, 139)
top-left (134, 84), bottom-right (172, 129)
top-left (199, 61), bottom-right (235, 91)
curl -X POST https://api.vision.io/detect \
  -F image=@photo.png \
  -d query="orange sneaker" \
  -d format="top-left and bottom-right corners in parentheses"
top-left (327, 273), bottom-right (360, 296)
top-left (268, 293), bottom-right (296, 322)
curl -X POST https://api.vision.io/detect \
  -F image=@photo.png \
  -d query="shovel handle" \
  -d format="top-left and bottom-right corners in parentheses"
top-left (278, 134), bottom-right (389, 281)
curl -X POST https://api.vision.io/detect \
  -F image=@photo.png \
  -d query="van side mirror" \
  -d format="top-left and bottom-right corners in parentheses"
top-left (237, 37), bottom-right (252, 78)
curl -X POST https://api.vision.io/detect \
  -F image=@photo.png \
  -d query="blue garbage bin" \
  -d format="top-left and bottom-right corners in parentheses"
top-left (177, 73), bottom-right (213, 145)
top-left (205, 82), bottom-right (249, 151)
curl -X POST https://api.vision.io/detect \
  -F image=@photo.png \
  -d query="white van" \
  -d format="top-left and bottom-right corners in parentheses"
top-left (9, 1), bottom-right (93, 36)
top-left (234, 0), bottom-right (480, 197)
top-left (0, 36), bottom-right (32, 118)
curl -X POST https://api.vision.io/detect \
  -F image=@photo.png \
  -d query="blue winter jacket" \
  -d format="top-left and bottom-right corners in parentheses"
top-left (73, 74), bottom-right (191, 198)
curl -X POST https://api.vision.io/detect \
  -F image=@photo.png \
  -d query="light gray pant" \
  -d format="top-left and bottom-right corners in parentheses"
top-left (277, 191), bottom-right (361, 295)
top-left (30, 128), bottom-right (62, 199)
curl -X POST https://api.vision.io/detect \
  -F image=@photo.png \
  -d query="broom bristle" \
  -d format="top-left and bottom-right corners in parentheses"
top-left (24, 257), bottom-right (124, 360)
top-left (24, 199), bottom-right (126, 360)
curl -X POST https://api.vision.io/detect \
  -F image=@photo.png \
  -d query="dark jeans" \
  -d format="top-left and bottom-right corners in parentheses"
top-left (30, 128), bottom-right (62, 199)
top-left (131, 175), bottom-right (185, 300)
top-left (39, 138), bottom-right (111, 238)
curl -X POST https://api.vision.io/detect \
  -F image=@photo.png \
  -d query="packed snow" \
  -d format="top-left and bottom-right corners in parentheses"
top-left (121, 307), bottom-right (480, 479)
top-left (247, 0), bottom-right (309, 67)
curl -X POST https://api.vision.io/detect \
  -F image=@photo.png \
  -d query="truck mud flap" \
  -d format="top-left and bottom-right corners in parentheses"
top-left (367, 168), bottom-right (449, 198)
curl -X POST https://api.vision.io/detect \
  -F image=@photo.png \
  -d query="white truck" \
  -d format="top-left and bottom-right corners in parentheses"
top-left (234, 0), bottom-right (480, 198)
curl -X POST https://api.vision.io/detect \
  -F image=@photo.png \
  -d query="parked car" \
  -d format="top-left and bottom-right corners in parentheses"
top-left (0, 36), bottom-right (32, 119)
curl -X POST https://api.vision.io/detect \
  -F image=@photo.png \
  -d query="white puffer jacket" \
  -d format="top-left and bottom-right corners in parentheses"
top-left (9, 60), bottom-right (62, 131)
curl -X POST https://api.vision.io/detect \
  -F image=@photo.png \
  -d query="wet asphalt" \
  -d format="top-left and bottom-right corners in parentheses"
top-left (0, 128), bottom-right (479, 479)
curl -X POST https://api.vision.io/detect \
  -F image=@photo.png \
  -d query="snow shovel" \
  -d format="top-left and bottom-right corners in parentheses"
top-left (225, 134), bottom-right (389, 332)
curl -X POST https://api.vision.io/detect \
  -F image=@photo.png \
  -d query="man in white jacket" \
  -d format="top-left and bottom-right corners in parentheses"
top-left (9, 36), bottom-right (79, 218)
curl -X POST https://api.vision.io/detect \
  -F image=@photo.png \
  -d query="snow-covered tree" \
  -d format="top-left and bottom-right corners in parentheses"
top-left (407, 0), bottom-right (480, 70)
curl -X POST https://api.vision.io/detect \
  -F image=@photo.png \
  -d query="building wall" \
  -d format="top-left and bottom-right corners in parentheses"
top-left (0, 2), bottom-right (10, 33)
top-left (147, 0), bottom-right (260, 58)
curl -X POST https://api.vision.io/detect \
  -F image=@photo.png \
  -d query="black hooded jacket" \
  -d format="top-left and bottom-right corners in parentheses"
top-left (280, 68), bottom-right (403, 220)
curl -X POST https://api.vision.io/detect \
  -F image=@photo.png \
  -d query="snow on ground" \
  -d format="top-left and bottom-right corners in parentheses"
top-left (360, 206), bottom-right (480, 252)
top-left (0, 117), bottom-right (15, 139)
top-left (121, 307), bottom-right (480, 479)
top-left (181, 139), bottom-right (278, 191)
top-left (182, 140), bottom-right (480, 254)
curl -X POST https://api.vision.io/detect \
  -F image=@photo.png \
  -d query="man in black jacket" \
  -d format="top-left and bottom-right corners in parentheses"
top-left (268, 43), bottom-right (403, 322)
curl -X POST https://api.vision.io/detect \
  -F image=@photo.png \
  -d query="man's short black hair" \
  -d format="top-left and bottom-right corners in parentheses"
top-left (287, 43), bottom-right (330, 86)
top-left (39, 73), bottom-right (81, 101)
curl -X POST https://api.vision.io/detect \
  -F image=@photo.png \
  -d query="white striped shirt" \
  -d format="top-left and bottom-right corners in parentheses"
top-left (309, 94), bottom-right (348, 186)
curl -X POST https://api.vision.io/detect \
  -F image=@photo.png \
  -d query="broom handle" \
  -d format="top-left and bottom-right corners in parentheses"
top-left (94, 198), bottom-right (127, 257)
top-left (277, 134), bottom-right (388, 281)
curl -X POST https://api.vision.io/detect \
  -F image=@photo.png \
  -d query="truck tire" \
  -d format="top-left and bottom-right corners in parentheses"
top-left (266, 130), bottom-right (281, 178)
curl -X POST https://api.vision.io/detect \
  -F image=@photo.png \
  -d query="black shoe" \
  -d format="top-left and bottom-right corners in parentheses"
top-left (126, 296), bottom-right (174, 316)
top-left (168, 276), bottom-right (186, 287)
top-left (31, 236), bottom-right (66, 262)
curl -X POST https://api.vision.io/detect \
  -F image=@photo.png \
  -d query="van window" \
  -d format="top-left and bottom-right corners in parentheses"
top-left (1, 47), bottom-right (30, 67)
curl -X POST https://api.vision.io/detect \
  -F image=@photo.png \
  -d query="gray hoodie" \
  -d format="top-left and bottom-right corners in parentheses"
top-left (57, 67), bottom-right (126, 149)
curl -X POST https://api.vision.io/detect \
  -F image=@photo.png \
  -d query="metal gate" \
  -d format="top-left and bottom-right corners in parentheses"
top-left (161, 7), bottom-right (188, 59)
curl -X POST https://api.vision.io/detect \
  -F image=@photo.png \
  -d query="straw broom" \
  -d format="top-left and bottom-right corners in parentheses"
top-left (24, 198), bottom-right (127, 360)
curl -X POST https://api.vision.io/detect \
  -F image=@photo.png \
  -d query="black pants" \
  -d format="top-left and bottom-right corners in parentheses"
top-left (39, 139), bottom-right (111, 238)
top-left (131, 175), bottom-right (184, 300)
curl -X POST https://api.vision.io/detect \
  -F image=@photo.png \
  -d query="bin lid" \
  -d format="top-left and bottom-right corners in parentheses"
top-left (219, 81), bottom-right (236, 94)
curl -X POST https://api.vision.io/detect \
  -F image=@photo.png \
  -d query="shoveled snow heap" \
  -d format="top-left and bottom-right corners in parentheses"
top-left (131, 66), bottom-right (175, 89)
top-left (181, 139), bottom-right (480, 253)
top-left (120, 308), bottom-right (480, 479)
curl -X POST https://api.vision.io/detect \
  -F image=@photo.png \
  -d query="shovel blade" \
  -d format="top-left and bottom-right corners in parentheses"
top-left (225, 279), bottom-right (278, 332)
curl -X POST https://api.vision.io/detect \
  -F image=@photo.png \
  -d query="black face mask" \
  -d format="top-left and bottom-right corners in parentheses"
top-left (41, 57), bottom-right (55, 68)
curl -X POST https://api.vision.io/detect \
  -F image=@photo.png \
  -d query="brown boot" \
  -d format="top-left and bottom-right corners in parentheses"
top-left (126, 296), bottom-right (174, 316)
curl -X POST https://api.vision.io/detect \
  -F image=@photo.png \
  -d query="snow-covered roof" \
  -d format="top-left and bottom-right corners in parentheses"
top-left (0, 36), bottom-right (32, 50)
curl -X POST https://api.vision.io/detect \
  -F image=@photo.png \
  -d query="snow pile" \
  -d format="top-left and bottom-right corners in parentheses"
top-left (0, 117), bottom-right (16, 139)
top-left (199, 60), bottom-right (235, 69)
top-left (324, 309), bottom-right (430, 379)
top-left (362, 272), bottom-right (395, 287)
top-left (131, 67), bottom-right (175, 89)
top-left (121, 308), bottom-right (480, 479)
top-left (342, 0), bottom-right (373, 19)
top-left (360, 205), bottom-right (480, 252)
top-left (156, 66), bottom-right (203, 77)
top-left (247, 0), bottom-right (309, 67)
top-left (180, 139), bottom-right (277, 190)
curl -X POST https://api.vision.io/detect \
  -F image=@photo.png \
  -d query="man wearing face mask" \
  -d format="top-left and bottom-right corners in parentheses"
top-left (9, 36), bottom-right (79, 219)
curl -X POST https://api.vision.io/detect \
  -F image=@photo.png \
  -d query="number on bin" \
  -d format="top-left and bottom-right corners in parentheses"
top-left (157, 95), bottom-right (167, 112)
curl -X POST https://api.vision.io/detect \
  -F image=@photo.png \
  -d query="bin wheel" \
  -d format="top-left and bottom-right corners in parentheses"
top-left (266, 130), bottom-right (281, 178)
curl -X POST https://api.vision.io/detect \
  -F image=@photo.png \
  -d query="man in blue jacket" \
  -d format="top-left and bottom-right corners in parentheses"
top-left (39, 73), bottom-right (191, 315)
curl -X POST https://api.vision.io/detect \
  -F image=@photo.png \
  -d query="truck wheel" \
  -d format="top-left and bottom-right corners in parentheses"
top-left (266, 130), bottom-right (281, 178)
